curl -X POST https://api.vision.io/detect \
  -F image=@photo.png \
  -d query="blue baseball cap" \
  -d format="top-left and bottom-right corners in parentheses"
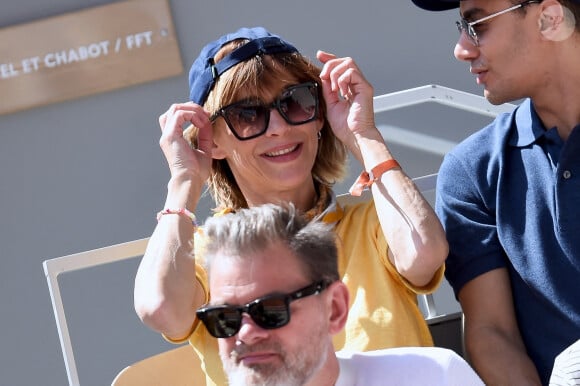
top-left (188, 27), bottom-right (299, 105)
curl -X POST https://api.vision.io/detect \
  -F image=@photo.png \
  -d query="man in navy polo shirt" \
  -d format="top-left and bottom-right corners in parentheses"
top-left (410, 0), bottom-right (580, 384)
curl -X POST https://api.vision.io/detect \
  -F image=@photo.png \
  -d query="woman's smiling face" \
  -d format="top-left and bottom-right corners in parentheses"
top-left (211, 79), bottom-right (323, 205)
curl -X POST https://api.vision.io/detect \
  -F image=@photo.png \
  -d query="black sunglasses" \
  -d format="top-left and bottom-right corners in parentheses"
top-left (196, 280), bottom-right (330, 338)
top-left (210, 82), bottom-right (319, 141)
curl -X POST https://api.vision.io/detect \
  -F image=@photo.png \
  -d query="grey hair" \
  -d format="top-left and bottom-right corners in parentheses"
top-left (202, 203), bottom-right (339, 283)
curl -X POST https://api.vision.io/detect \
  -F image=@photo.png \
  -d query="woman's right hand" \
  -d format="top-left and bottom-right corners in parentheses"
top-left (134, 102), bottom-right (211, 338)
top-left (158, 102), bottom-right (213, 184)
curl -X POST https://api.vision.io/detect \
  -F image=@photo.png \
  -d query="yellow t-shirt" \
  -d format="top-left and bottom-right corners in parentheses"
top-left (167, 198), bottom-right (444, 386)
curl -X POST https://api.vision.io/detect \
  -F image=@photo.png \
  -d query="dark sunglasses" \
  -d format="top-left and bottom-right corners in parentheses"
top-left (210, 82), bottom-right (319, 141)
top-left (196, 280), bottom-right (330, 338)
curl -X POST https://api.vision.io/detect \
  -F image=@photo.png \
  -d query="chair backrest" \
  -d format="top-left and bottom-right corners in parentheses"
top-left (111, 345), bottom-right (204, 386)
top-left (45, 85), bottom-right (513, 385)
top-left (108, 173), bottom-right (452, 386)
top-left (43, 173), bottom-right (456, 386)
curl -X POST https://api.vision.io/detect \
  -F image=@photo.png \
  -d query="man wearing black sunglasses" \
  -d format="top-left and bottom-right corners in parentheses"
top-left (197, 203), bottom-right (484, 386)
top-left (411, 0), bottom-right (580, 385)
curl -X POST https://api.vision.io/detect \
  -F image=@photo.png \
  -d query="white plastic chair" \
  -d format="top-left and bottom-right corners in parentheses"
top-left (42, 173), bottom-right (446, 386)
top-left (44, 84), bottom-right (515, 385)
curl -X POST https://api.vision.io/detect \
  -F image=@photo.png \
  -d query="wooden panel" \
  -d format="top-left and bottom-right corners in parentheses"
top-left (0, 0), bottom-right (183, 115)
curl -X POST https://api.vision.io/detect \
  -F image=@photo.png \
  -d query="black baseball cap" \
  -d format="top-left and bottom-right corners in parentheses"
top-left (412, 0), bottom-right (459, 11)
top-left (412, 0), bottom-right (580, 11)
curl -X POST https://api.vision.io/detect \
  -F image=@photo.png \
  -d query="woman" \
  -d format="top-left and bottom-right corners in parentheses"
top-left (134, 26), bottom-right (448, 386)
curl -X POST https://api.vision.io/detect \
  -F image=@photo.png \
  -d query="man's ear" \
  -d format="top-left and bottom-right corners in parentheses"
top-left (538, 1), bottom-right (575, 41)
top-left (327, 281), bottom-right (350, 335)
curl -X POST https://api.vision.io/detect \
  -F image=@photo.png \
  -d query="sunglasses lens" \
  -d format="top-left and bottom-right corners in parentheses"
top-left (223, 105), bottom-right (268, 140)
top-left (249, 296), bottom-right (290, 329)
top-left (199, 307), bottom-right (242, 338)
top-left (279, 85), bottom-right (317, 124)
top-left (218, 83), bottom-right (318, 140)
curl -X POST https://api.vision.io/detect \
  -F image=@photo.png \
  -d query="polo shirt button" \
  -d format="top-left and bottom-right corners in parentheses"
top-left (563, 170), bottom-right (572, 179)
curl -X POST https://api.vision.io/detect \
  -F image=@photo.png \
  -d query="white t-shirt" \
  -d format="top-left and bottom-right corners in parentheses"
top-left (549, 339), bottom-right (580, 386)
top-left (335, 347), bottom-right (484, 386)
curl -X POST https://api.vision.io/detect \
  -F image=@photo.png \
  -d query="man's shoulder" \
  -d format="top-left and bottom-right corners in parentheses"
top-left (337, 346), bottom-right (462, 361)
top-left (336, 346), bottom-right (469, 370)
top-left (336, 347), bottom-right (484, 386)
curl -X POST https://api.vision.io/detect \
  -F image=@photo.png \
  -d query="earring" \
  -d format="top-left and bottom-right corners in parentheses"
top-left (317, 131), bottom-right (322, 140)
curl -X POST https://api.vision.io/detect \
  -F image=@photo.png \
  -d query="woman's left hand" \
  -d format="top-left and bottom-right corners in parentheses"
top-left (317, 51), bottom-right (377, 149)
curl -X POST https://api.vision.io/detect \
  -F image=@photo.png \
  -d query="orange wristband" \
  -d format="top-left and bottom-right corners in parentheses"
top-left (349, 159), bottom-right (401, 196)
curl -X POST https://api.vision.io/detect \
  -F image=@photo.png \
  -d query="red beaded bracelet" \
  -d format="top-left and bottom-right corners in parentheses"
top-left (349, 159), bottom-right (401, 196)
top-left (156, 208), bottom-right (198, 226)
